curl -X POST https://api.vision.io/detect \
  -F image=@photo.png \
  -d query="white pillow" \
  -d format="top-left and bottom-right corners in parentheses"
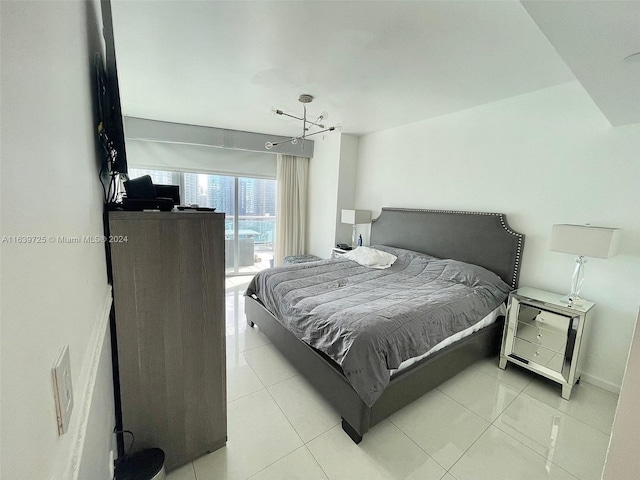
top-left (342, 246), bottom-right (397, 269)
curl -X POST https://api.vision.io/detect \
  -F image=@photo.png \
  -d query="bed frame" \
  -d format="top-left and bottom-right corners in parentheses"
top-left (245, 207), bottom-right (524, 443)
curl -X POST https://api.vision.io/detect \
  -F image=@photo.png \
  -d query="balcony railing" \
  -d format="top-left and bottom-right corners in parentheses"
top-left (224, 215), bottom-right (275, 249)
top-left (224, 215), bottom-right (275, 274)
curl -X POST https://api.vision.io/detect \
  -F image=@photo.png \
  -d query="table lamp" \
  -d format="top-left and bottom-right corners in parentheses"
top-left (341, 209), bottom-right (371, 247)
top-left (549, 224), bottom-right (619, 305)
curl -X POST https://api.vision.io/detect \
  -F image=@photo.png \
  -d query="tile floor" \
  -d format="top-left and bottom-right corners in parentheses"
top-left (169, 276), bottom-right (618, 480)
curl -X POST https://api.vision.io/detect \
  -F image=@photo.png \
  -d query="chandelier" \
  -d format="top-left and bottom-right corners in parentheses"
top-left (265, 94), bottom-right (340, 151)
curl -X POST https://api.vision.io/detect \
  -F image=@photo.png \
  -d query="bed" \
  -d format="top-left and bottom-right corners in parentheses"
top-left (244, 207), bottom-right (524, 443)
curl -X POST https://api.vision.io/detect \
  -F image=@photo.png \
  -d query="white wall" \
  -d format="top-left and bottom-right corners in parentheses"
top-left (354, 81), bottom-right (640, 391)
top-left (307, 133), bottom-right (361, 257)
top-left (1, 1), bottom-right (116, 478)
top-left (603, 309), bottom-right (640, 478)
top-left (335, 134), bottom-right (360, 246)
top-left (307, 134), bottom-right (342, 258)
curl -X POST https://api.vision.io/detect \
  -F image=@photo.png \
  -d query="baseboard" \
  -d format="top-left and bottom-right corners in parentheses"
top-left (64, 284), bottom-right (114, 480)
top-left (578, 371), bottom-right (621, 395)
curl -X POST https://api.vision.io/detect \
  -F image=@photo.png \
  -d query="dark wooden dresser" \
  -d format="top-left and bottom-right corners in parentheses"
top-left (108, 210), bottom-right (226, 470)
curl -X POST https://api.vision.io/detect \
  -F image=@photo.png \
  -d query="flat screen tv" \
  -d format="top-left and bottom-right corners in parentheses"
top-left (98, 0), bottom-right (128, 175)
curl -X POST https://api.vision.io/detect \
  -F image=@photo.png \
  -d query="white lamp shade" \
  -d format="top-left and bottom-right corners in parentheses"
top-left (341, 209), bottom-right (371, 225)
top-left (550, 224), bottom-right (620, 259)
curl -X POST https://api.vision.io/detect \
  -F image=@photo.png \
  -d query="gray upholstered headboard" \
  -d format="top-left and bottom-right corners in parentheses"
top-left (370, 208), bottom-right (525, 289)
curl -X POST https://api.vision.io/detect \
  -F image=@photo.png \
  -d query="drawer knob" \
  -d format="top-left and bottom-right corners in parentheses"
top-left (534, 351), bottom-right (540, 356)
top-left (537, 334), bottom-right (542, 339)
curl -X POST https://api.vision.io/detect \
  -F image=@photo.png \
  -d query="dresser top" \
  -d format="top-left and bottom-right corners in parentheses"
top-left (512, 287), bottom-right (595, 313)
top-left (109, 210), bottom-right (225, 221)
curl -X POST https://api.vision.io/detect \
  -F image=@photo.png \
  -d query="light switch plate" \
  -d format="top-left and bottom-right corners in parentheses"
top-left (52, 345), bottom-right (73, 435)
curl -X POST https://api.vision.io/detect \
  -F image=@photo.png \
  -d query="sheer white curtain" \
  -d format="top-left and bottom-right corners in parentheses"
top-left (275, 154), bottom-right (309, 266)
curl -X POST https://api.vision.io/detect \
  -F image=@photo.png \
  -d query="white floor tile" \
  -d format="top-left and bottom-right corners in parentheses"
top-left (449, 426), bottom-right (579, 480)
top-left (244, 343), bottom-right (298, 387)
top-left (389, 389), bottom-right (490, 470)
top-left (247, 446), bottom-right (329, 480)
top-left (226, 350), bottom-right (265, 403)
top-left (193, 389), bottom-right (303, 480)
top-left (494, 394), bottom-right (611, 480)
top-left (226, 335), bottom-right (239, 358)
top-left (225, 276), bottom-right (253, 292)
top-left (220, 278), bottom-right (615, 480)
top-left (268, 375), bottom-right (340, 442)
top-left (166, 462), bottom-right (196, 480)
top-left (226, 294), bottom-right (246, 322)
top-left (226, 284), bottom-right (249, 325)
top-left (522, 377), bottom-right (619, 434)
top-left (437, 368), bottom-right (520, 422)
top-left (473, 356), bottom-right (535, 391)
top-left (307, 420), bottom-right (446, 480)
top-left (232, 322), bottom-right (272, 352)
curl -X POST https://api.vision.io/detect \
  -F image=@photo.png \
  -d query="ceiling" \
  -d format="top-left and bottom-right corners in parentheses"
top-left (522, 0), bottom-right (640, 127)
top-left (110, 1), bottom-right (640, 138)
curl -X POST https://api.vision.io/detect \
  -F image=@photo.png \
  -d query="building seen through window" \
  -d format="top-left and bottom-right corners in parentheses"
top-left (128, 168), bottom-right (276, 275)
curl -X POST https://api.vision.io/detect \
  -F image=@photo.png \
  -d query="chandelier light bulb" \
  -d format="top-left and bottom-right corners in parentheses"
top-left (265, 142), bottom-right (274, 150)
top-left (270, 107), bottom-right (282, 116)
top-left (319, 111), bottom-right (328, 121)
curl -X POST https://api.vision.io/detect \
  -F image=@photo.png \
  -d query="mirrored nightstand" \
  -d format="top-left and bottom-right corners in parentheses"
top-left (499, 287), bottom-right (595, 400)
top-left (331, 247), bottom-right (349, 258)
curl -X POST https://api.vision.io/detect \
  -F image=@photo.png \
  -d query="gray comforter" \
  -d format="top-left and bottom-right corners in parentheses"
top-left (246, 246), bottom-right (510, 406)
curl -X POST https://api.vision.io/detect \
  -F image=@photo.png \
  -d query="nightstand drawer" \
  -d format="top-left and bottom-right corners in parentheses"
top-left (546, 352), bottom-right (565, 373)
top-left (515, 322), bottom-right (567, 353)
top-left (517, 305), bottom-right (571, 336)
top-left (512, 338), bottom-right (556, 367)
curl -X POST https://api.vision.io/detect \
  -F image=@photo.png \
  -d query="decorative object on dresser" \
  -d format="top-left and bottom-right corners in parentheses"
top-left (108, 211), bottom-right (227, 471)
top-left (121, 175), bottom-right (180, 212)
top-left (549, 224), bottom-right (619, 306)
top-left (341, 209), bottom-right (372, 248)
top-left (500, 287), bottom-right (595, 400)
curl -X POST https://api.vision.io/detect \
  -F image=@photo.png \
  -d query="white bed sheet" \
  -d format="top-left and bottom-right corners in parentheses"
top-left (390, 303), bottom-right (506, 376)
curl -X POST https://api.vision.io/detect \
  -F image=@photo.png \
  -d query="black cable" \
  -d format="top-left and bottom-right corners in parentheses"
top-left (99, 160), bottom-right (108, 203)
top-left (113, 429), bottom-right (135, 454)
top-left (98, 126), bottom-right (121, 205)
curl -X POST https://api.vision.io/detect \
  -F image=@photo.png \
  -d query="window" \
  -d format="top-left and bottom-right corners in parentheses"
top-left (128, 168), bottom-right (178, 186)
top-left (128, 168), bottom-right (276, 275)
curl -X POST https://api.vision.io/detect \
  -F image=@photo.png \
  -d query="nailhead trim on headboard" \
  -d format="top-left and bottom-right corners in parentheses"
top-left (373, 207), bottom-right (525, 289)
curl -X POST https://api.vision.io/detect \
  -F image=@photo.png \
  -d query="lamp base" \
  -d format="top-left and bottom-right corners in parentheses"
top-left (567, 256), bottom-right (586, 307)
top-left (561, 294), bottom-right (585, 307)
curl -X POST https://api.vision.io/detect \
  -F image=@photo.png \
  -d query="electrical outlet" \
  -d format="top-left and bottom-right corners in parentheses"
top-left (52, 345), bottom-right (74, 435)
